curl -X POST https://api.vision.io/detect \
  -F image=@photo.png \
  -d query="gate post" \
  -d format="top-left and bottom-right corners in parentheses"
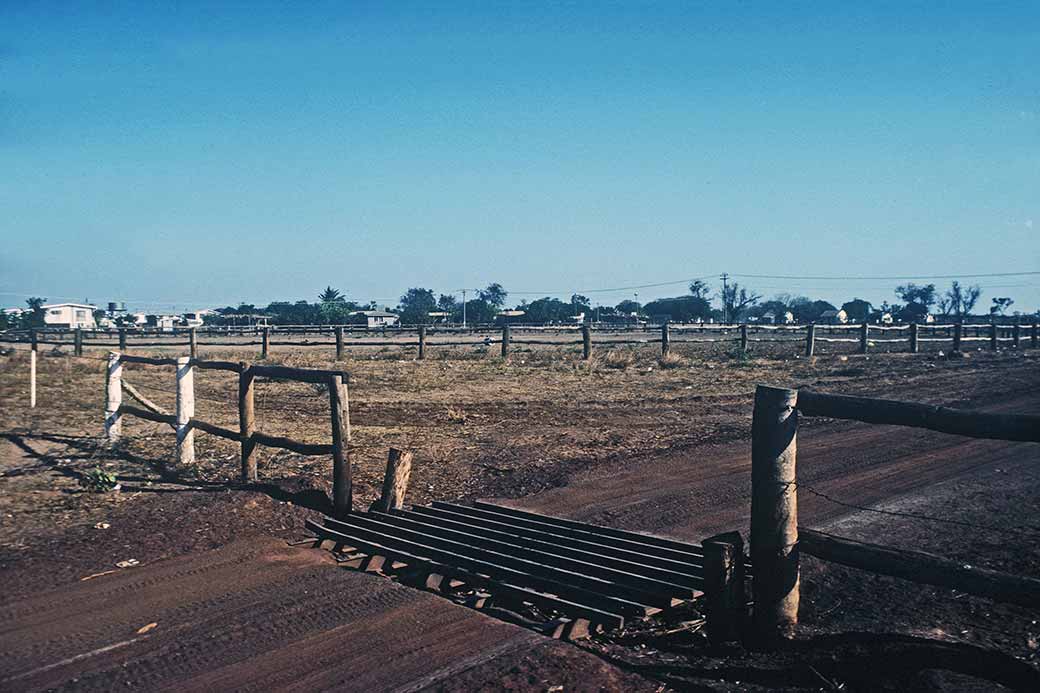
top-left (581, 325), bottom-right (591, 360)
top-left (501, 324), bottom-right (510, 357)
top-left (175, 356), bottom-right (195, 466)
top-left (238, 363), bottom-right (257, 482)
top-left (859, 320), bottom-right (869, 354)
top-left (750, 385), bottom-right (799, 645)
top-left (329, 373), bottom-right (352, 518)
top-left (661, 321), bottom-right (670, 356)
top-left (909, 322), bottom-right (919, 353)
top-left (105, 352), bottom-right (122, 440)
top-left (740, 323), bottom-right (749, 353)
top-left (336, 326), bottom-right (345, 360)
top-left (953, 321), bottom-right (963, 352)
top-left (804, 323), bottom-right (815, 357)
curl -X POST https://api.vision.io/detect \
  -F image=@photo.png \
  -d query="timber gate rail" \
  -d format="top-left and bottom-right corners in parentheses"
top-left (744, 385), bottom-right (1040, 645)
top-left (104, 352), bottom-right (354, 516)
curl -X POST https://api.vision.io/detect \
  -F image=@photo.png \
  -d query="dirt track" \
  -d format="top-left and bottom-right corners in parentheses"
top-left (4, 391), bottom-right (1038, 691)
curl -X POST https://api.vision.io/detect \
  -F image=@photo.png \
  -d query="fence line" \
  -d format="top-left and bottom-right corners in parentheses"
top-left (5, 320), bottom-right (1037, 362)
top-left (105, 352), bottom-right (354, 517)
top-left (734, 385), bottom-right (1040, 646)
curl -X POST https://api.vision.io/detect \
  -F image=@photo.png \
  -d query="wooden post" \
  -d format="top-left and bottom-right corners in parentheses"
top-left (804, 323), bottom-right (815, 357)
top-left (371, 448), bottom-right (413, 513)
top-left (953, 321), bottom-right (963, 352)
top-left (859, 321), bottom-right (869, 354)
top-left (238, 363), bottom-right (257, 482)
top-left (29, 331), bottom-right (38, 409)
top-left (1012, 320), bottom-right (1021, 349)
top-left (740, 323), bottom-right (749, 353)
top-left (261, 327), bottom-right (270, 359)
top-left (104, 352), bottom-right (122, 440)
top-left (175, 356), bottom-right (195, 466)
top-left (335, 326), bottom-right (345, 360)
top-left (703, 532), bottom-right (747, 645)
top-left (418, 325), bottom-right (426, 360)
top-left (750, 385), bottom-right (799, 644)
top-left (500, 324), bottom-right (510, 357)
top-left (118, 327), bottom-right (127, 352)
top-left (990, 322), bottom-right (998, 351)
top-left (581, 325), bottom-right (591, 360)
top-left (74, 328), bottom-right (83, 356)
top-left (909, 322), bottom-right (919, 353)
top-left (189, 327), bottom-right (198, 359)
top-left (1033, 322), bottom-right (1038, 349)
top-left (329, 373), bottom-right (352, 518)
top-left (661, 321), bottom-right (670, 356)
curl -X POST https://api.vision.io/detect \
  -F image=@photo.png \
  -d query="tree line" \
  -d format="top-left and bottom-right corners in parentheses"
top-left (0, 279), bottom-right (1027, 331)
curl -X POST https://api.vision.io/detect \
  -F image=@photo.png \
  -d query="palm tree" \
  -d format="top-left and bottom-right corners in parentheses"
top-left (319, 286), bottom-right (343, 303)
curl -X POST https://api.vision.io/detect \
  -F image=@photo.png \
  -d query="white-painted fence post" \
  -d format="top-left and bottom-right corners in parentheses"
top-left (30, 350), bottom-right (37, 409)
top-left (175, 355), bottom-right (195, 466)
top-left (105, 351), bottom-right (122, 440)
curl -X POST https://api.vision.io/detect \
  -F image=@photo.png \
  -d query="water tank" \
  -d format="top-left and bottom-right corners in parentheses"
top-left (107, 302), bottom-right (118, 313)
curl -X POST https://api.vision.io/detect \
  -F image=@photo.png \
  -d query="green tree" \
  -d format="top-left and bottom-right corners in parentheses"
top-left (945, 281), bottom-right (982, 317)
top-left (437, 294), bottom-right (458, 313)
top-left (688, 280), bottom-right (710, 300)
top-left (23, 297), bottom-right (47, 328)
top-left (318, 286), bottom-right (344, 303)
top-left (841, 298), bottom-right (873, 323)
top-left (462, 298), bottom-right (496, 324)
top-left (719, 282), bottom-right (761, 322)
top-left (478, 283), bottom-right (508, 308)
top-left (615, 299), bottom-right (641, 314)
top-left (990, 297), bottom-right (1014, 316)
top-left (523, 297), bottom-right (571, 323)
top-left (570, 294), bottom-right (591, 318)
top-left (643, 296), bottom-right (713, 323)
top-left (398, 288), bottom-right (437, 324)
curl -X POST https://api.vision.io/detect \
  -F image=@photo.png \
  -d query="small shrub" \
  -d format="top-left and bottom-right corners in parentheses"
top-left (81, 467), bottom-right (119, 493)
top-left (657, 352), bottom-right (687, 369)
top-left (602, 350), bottom-right (636, 370)
top-left (446, 406), bottom-right (468, 424)
top-left (730, 346), bottom-right (753, 368)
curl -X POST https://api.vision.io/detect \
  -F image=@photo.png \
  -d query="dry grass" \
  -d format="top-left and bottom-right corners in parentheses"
top-left (657, 352), bottom-right (688, 369)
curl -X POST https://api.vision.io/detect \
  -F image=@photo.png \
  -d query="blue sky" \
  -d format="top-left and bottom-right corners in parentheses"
top-left (2, 2), bottom-right (1038, 314)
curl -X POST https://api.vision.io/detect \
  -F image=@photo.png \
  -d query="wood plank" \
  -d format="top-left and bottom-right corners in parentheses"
top-left (360, 511), bottom-right (696, 598)
top-left (796, 390), bottom-right (1040, 442)
top-left (308, 519), bottom-right (649, 617)
top-left (391, 508), bottom-right (704, 589)
top-left (412, 505), bottom-right (711, 574)
top-left (324, 514), bottom-right (670, 610)
top-left (304, 519), bottom-right (624, 629)
top-left (472, 497), bottom-right (707, 557)
top-left (800, 528), bottom-right (1040, 608)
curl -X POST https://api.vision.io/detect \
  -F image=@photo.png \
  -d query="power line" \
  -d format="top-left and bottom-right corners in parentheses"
top-left (731, 271), bottom-right (1040, 281)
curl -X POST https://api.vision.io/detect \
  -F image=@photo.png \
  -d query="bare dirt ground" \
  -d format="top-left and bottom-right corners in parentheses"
top-left (1, 342), bottom-right (1037, 690)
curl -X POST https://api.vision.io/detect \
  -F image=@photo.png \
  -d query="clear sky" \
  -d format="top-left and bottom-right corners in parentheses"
top-left (2, 2), bottom-right (1038, 314)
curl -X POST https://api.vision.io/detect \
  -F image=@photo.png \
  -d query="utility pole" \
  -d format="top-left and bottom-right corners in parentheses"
top-left (721, 273), bottom-right (729, 324)
top-left (461, 289), bottom-right (467, 328)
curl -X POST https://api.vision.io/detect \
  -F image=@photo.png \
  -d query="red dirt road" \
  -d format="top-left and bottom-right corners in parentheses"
top-left (2, 394), bottom-right (1037, 691)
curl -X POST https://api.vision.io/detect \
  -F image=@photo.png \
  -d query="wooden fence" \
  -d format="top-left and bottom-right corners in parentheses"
top-left (733, 385), bottom-right (1040, 646)
top-left (3, 319), bottom-right (1037, 361)
top-left (106, 352), bottom-right (354, 517)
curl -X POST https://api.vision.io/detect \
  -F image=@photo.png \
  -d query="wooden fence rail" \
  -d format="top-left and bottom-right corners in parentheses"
top-left (105, 352), bottom-right (354, 517)
top-left (747, 384), bottom-right (1040, 646)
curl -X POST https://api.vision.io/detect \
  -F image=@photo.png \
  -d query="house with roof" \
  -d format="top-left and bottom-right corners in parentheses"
top-left (355, 310), bottom-right (399, 328)
top-left (819, 309), bottom-right (848, 325)
top-left (43, 303), bottom-right (97, 329)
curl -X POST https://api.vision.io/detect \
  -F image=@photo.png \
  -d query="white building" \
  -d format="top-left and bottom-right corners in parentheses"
top-left (819, 309), bottom-right (848, 324)
top-left (356, 310), bottom-right (399, 328)
top-left (43, 303), bottom-right (97, 329)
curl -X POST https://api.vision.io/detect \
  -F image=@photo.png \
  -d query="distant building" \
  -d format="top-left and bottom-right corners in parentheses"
top-left (761, 311), bottom-right (795, 325)
top-left (356, 310), bottom-right (399, 328)
top-left (43, 303), bottom-right (97, 329)
top-left (819, 309), bottom-right (848, 324)
top-left (145, 315), bottom-right (178, 331)
top-left (181, 310), bottom-right (214, 328)
top-left (427, 311), bottom-right (452, 323)
top-left (878, 312), bottom-right (894, 324)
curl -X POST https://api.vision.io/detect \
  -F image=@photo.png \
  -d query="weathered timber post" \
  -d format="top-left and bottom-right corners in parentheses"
top-left (1012, 320), bottom-right (1021, 349)
top-left (175, 356), bottom-right (195, 466)
top-left (703, 531), bottom-right (747, 644)
top-left (859, 321), bottom-right (869, 354)
top-left (104, 352), bottom-right (122, 440)
top-left (990, 322), bottom-right (998, 351)
top-left (418, 325), bottom-right (427, 360)
top-left (238, 363), bottom-right (257, 482)
top-left (750, 385), bottom-right (799, 644)
top-left (335, 326), bottom-right (344, 360)
top-left (329, 373), bottom-right (351, 518)
top-left (189, 328), bottom-right (198, 359)
top-left (740, 324), bottom-right (749, 353)
top-left (804, 323), bottom-right (815, 357)
top-left (261, 327), bottom-right (270, 359)
top-left (74, 328), bottom-right (83, 356)
top-left (581, 325), bottom-right (591, 360)
top-left (371, 448), bottom-right (414, 513)
top-left (500, 324), bottom-right (510, 357)
top-left (29, 330), bottom-right (38, 409)
top-left (118, 328), bottom-right (127, 352)
top-left (909, 322), bottom-right (919, 353)
top-left (661, 321), bottom-right (670, 356)
top-left (1033, 322), bottom-right (1039, 349)
top-left (953, 321), bottom-right (963, 352)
